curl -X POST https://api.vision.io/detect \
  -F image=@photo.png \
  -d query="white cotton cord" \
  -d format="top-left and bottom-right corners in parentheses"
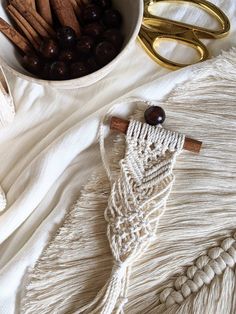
top-left (0, 66), bottom-right (15, 128)
top-left (0, 185), bottom-right (7, 212)
top-left (115, 266), bottom-right (131, 314)
top-left (99, 116), bottom-right (114, 184)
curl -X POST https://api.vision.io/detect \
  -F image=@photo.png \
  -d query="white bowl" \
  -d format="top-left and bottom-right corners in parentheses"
top-left (0, 0), bottom-right (143, 88)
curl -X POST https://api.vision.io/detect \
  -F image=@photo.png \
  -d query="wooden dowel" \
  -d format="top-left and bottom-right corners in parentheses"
top-left (110, 117), bottom-right (202, 154)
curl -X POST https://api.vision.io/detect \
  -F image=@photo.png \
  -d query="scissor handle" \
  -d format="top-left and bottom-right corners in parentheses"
top-left (138, 26), bottom-right (209, 70)
top-left (144, 0), bottom-right (230, 38)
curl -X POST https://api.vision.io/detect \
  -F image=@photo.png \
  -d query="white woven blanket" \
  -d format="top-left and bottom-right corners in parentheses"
top-left (19, 49), bottom-right (236, 313)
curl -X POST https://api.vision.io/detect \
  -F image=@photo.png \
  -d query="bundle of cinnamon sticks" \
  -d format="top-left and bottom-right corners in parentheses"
top-left (0, 0), bottom-right (87, 54)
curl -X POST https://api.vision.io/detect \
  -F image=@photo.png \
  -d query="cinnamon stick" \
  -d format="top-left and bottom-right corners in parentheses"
top-left (36, 0), bottom-right (53, 25)
top-left (110, 117), bottom-right (202, 154)
top-left (7, 4), bottom-right (41, 49)
top-left (25, 0), bottom-right (36, 10)
top-left (0, 17), bottom-right (32, 54)
top-left (10, 0), bottom-right (55, 38)
top-left (70, 0), bottom-right (81, 16)
top-left (50, 0), bottom-right (81, 37)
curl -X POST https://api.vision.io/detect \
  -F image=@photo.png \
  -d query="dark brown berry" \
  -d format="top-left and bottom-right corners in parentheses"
top-left (22, 54), bottom-right (42, 74)
top-left (103, 9), bottom-right (122, 28)
top-left (93, 0), bottom-right (111, 9)
top-left (70, 62), bottom-right (89, 78)
top-left (144, 106), bottom-right (166, 126)
top-left (103, 29), bottom-right (123, 49)
top-left (41, 62), bottom-right (52, 79)
top-left (59, 49), bottom-right (77, 63)
top-left (77, 36), bottom-right (95, 55)
top-left (95, 41), bottom-right (117, 66)
top-left (39, 39), bottom-right (59, 59)
top-left (50, 61), bottom-right (69, 80)
top-left (86, 57), bottom-right (100, 73)
top-left (83, 22), bottom-right (104, 39)
top-left (57, 26), bottom-right (77, 48)
top-left (82, 4), bottom-right (102, 23)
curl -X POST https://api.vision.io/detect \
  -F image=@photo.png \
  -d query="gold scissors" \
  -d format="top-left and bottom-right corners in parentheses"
top-left (138, 0), bottom-right (230, 69)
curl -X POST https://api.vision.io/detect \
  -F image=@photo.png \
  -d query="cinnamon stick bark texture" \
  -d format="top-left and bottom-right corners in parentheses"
top-left (110, 117), bottom-right (202, 154)
top-left (70, 0), bottom-right (81, 16)
top-left (0, 17), bottom-right (32, 54)
top-left (50, 0), bottom-right (81, 36)
top-left (36, 0), bottom-right (53, 25)
top-left (10, 0), bottom-right (55, 38)
top-left (24, 0), bottom-right (36, 9)
top-left (7, 4), bottom-right (41, 49)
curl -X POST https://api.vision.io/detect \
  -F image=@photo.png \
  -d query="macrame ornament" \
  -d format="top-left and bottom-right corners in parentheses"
top-left (21, 117), bottom-right (185, 314)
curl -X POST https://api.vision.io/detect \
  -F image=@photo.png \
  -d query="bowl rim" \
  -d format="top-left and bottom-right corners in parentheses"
top-left (0, 0), bottom-right (144, 88)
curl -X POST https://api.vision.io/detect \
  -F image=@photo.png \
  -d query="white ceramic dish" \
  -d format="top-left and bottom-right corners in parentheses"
top-left (0, 0), bottom-right (143, 88)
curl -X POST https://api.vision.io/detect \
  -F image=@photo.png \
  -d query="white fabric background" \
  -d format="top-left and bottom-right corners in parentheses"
top-left (0, 1), bottom-right (236, 313)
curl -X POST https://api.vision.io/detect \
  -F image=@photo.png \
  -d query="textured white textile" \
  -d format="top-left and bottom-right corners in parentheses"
top-left (0, 1), bottom-right (236, 313)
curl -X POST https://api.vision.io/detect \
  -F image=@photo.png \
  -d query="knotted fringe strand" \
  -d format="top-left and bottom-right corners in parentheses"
top-left (73, 264), bottom-right (128, 314)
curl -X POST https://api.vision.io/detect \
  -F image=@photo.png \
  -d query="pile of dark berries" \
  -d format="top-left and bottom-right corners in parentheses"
top-left (22, 0), bottom-right (123, 80)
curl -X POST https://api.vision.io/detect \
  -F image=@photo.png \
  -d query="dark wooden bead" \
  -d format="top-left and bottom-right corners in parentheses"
top-left (57, 27), bottom-right (77, 48)
top-left (83, 22), bottom-right (104, 39)
top-left (144, 106), bottom-right (166, 125)
top-left (93, 0), bottom-right (111, 9)
top-left (103, 9), bottom-right (122, 28)
top-left (22, 54), bottom-right (42, 74)
top-left (95, 41), bottom-right (117, 66)
top-left (39, 39), bottom-right (59, 59)
top-left (50, 61), bottom-right (69, 80)
top-left (82, 4), bottom-right (102, 23)
top-left (59, 49), bottom-right (77, 63)
top-left (70, 62), bottom-right (89, 78)
top-left (76, 36), bottom-right (95, 55)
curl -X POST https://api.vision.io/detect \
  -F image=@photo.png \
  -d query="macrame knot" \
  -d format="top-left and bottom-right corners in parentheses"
top-left (113, 261), bottom-right (128, 275)
top-left (127, 120), bottom-right (185, 155)
top-left (159, 233), bottom-right (236, 309)
top-left (160, 288), bottom-right (184, 307)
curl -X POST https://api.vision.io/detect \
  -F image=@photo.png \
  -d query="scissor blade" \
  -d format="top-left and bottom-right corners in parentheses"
top-left (142, 17), bottom-right (191, 35)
